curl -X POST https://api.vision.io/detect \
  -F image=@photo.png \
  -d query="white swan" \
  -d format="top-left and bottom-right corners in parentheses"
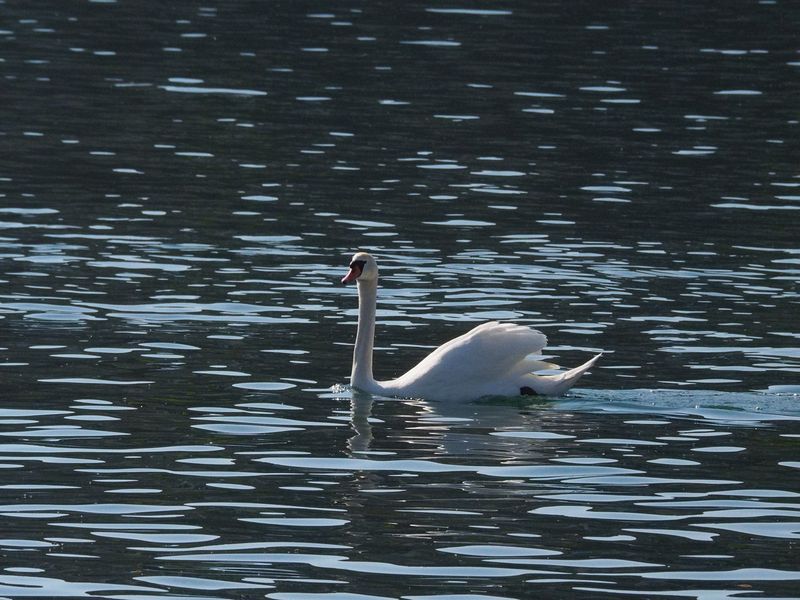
top-left (341, 252), bottom-right (601, 402)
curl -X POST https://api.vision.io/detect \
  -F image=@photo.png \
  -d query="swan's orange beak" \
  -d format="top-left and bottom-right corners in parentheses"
top-left (341, 263), bottom-right (362, 284)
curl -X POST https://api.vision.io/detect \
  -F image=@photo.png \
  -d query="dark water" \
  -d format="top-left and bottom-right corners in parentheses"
top-left (1, 1), bottom-right (799, 598)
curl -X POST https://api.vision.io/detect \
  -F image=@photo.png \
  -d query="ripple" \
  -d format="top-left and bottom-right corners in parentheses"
top-left (242, 517), bottom-right (349, 527)
top-left (159, 551), bottom-right (532, 578)
top-left (490, 431), bottom-right (574, 440)
top-left (140, 342), bottom-right (200, 350)
top-left (161, 85), bottom-right (267, 96)
top-left (438, 545), bottom-right (559, 558)
top-left (257, 457), bottom-right (638, 480)
top-left (694, 522), bottom-right (800, 539)
top-left (0, 503), bottom-right (191, 515)
top-left (629, 567), bottom-right (800, 581)
top-left (691, 446), bottom-right (746, 453)
top-left (0, 426), bottom-right (126, 439)
top-left (0, 576), bottom-right (158, 597)
top-left (268, 595), bottom-right (392, 600)
top-left (531, 505), bottom-right (684, 522)
top-left (39, 378), bottom-right (153, 385)
top-left (490, 557), bottom-right (659, 568)
top-left (401, 40), bottom-right (462, 47)
top-left (423, 219), bottom-right (494, 227)
top-left (471, 170), bottom-right (526, 177)
top-left (417, 163), bottom-right (468, 170)
top-left (580, 85), bottom-right (627, 92)
top-left (232, 381), bottom-right (296, 391)
top-left (623, 528), bottom-right (717, 541)
top-left (193, 415), bottom-right (339, 428)
top-left (515, 91), bottom-right (565, 98)
top-left (137, 574), bottom-right (270, 591)
top-left (714, 89), bottom-right (763, 96)
top-left (426, 8), bottom-right (513, 15)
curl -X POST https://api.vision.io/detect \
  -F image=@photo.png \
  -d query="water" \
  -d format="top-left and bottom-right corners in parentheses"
top-left (1, 0), bottom-right (799, 598)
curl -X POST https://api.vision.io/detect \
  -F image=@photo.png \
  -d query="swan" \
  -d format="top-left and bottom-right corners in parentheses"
top-left (341, 252), bottom-right (601, 402)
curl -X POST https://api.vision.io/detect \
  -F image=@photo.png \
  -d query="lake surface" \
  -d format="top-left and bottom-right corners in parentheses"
top-left (1, 1), bottom-right (799, 598)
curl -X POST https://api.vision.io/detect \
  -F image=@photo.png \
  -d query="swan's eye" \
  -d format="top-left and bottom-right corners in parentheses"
top-left (349, 260), bottom-right (366, 275)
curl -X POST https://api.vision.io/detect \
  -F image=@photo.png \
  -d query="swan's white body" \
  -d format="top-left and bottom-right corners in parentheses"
top-left (342, 252), bottom-right (601, 402)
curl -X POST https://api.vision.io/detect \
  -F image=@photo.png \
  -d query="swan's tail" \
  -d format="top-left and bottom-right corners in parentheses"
top-left (528, 353), bottom-right (602, 396)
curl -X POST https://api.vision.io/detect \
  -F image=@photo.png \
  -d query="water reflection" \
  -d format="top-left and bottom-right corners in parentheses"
top-left (0, 382), bottom-right (798, 597)
top-left (2, 0), bottom-right (800, 598)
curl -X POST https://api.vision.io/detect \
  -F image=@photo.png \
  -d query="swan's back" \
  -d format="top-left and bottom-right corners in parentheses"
top-left (382, 321), bottom-right (549, 400)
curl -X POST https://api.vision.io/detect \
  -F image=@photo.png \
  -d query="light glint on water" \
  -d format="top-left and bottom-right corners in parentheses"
top-left (1, 1), bottom-right (799, 599)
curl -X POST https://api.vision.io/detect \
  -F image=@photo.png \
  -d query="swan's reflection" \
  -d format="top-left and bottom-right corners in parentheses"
top-left (347, 389), bottom-right (375, 453)
top-left (338, 386), bottom-right (556, 456)
top-left (344, 390), bottom-right (435, 454)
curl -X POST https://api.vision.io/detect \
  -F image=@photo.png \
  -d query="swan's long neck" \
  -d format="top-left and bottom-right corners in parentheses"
top-left (351, 278), bottom-right (377, 389)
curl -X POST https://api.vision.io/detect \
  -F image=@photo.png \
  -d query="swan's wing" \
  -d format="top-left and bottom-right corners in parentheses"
top-left (389, 321), bottom-right (547, 391)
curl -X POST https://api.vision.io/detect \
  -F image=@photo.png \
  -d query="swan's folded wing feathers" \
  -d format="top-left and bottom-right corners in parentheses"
top-left (391, 321), bottom-right (547, 389)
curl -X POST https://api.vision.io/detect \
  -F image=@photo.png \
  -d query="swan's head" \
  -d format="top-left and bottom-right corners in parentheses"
top-left (341, 251), bottom-right (378, 284)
